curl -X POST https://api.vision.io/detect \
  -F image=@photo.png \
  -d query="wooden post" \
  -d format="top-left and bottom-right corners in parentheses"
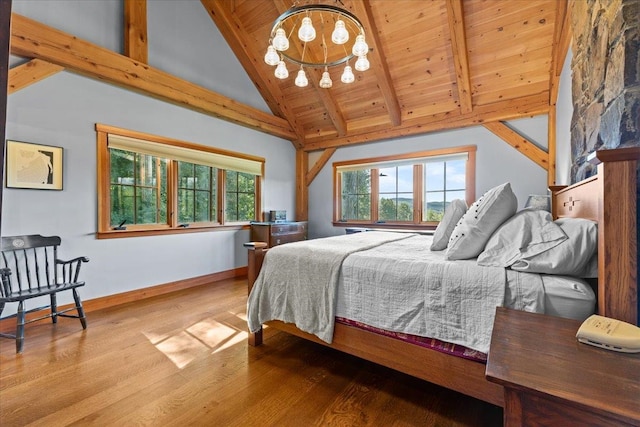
top-left (244, 242), bottom-right (268, 346)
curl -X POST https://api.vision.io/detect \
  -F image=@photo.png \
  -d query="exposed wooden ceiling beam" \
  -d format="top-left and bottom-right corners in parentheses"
top-left (549, 0), bottom-right (572, 106)
top-left (201, 0), bottom-right (304, 146)
top-left (124, 0), bottom-right (148, 64)
top-left (10, 13), bottom-right (297, 141)
top-left (306, 147), bottom-right (336, 185)
top-left (446, 0), bottom-right (473, 114)
top-left (8, 59), bottom-right (63, 94)
top-left (303, 92), bottom-right (550, 151)
top-left (483, 121), bottom-right (549, 170)
top-left (352, 0), bottom-right (401, 127)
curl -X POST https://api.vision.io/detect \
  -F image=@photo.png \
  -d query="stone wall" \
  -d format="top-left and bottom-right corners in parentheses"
top-left (571, 0), bottom-right (639, 322)
top-left (571, 0), bottom-right (639, 181)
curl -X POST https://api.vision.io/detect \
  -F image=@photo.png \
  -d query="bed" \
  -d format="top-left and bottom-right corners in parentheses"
top-left (245, 147), bottom-right (640, 407)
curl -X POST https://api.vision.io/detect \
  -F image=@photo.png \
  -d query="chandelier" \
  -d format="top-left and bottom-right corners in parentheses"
top-left (264, 3), bottom-right (370, 88)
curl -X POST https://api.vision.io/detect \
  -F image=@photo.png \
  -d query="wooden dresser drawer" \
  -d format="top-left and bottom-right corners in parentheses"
top-left (250, 221), bottom-right (308, 248)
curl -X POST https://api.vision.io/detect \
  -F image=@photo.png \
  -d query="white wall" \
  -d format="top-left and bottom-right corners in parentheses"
top-left (308, 118), bottom-right (550, 239)
top-left (556, 47), bottom-right (574, 185)
top-left (3, 1), bottom-right (295, 315)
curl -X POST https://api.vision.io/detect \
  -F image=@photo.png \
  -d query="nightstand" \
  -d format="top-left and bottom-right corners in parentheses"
top-left (486, 307), bottom-right (640, 426)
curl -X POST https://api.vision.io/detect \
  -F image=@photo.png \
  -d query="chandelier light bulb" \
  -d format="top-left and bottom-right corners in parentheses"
top-left (319, 70), bottom-right (333, 88)
top-left (298, 17), bottom-right (316, 42)
top-left (295, 69), bottom-right (309, 87)
top-left (331, 20), bottom-right (349, 45)
top-left (352, 34), bottom-right (369, 57)
top-left (264, 45), bottom-right (280, 66)
top-left (355, 55), bottom-right (370, 72)
top-left (341, 65), bottom-right (355, 83)
top-left (272, 28), bottom-right (289, 51)
top-left (274, 60), bottom-right (289, 79)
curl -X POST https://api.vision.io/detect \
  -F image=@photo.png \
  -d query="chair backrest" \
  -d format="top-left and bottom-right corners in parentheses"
top-left (0, 235), bottom-right (61, 297)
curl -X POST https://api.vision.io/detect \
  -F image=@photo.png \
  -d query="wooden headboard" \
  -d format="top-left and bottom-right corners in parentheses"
top-left (551, 147), bottom-right (640, 325)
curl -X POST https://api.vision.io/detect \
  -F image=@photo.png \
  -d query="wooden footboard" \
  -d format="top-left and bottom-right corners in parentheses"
top-left (244, 242), bottom-right (504, 407)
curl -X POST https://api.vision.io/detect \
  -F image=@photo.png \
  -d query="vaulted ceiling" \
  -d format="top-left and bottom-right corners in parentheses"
top-left (204, 0), bottom-right (571, 156)
top-left (7, 0), bottom-right (570, 178)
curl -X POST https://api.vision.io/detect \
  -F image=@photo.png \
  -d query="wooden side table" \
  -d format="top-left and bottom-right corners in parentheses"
top-left (486, 307), bottom-right (640, 426)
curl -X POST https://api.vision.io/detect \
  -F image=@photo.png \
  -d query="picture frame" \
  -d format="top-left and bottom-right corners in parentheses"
top-left (5, 140), bottom-right (63, 190)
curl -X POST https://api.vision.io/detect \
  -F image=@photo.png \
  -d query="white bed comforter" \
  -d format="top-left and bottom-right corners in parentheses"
top-left (247, 232), bottom-right (413, 342)
top-left (247, 232), bottom-right (544, 353)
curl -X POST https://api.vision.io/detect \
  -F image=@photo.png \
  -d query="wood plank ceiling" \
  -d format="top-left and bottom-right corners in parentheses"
top-left (7, 0), bottom-right (570, 184)
top-left (204, 0), bottom-right (570, 159)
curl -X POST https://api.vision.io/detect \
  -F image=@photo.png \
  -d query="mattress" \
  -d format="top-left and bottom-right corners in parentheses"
top-left (541, 275), bottom-right (596, 320)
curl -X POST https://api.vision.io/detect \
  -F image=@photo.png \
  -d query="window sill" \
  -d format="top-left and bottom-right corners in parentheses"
top-left (332, 222), bottom-right (436, 233)
top-left (96, 224), bottom-right (250, 239)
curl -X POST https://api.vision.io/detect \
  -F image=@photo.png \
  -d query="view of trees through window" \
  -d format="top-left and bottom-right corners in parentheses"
top-left (108, 148), bottom-right (257, 228)
top-left (341, 170), bottom-right (371, 221)
top-left (177, 162), bottom-right (217, 224)
top-left (225, 171), bottom-right (256, 222)
top-left (337, 149), bottom-right (473, 225)
top-left (110, 149), bottom-right (167, 226)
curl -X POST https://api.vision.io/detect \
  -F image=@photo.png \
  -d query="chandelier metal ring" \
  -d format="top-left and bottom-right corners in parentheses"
top-left (269, 4), bottom-right (365, 68)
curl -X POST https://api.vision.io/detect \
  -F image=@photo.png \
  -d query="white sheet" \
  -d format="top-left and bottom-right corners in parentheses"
top-left (336, 235), bottom-right (543, 353)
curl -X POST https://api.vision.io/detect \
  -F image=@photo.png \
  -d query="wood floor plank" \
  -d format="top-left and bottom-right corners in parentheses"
top-left (0, 278), bottom-right (502, 426)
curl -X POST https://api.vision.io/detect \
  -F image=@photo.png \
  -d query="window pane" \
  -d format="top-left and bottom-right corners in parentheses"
top-left (136, 187), bottom-right (158, 224)
top-left (178, 189), bottom-right (194, 223)
top-left (110, 184), bottom-right (134, 226)
top-left (424, 191), bottom-right (445, 222)
top-left (135, 153), bottom-right (157, 187)
top-left (195, 165), bottom-right (210, 190)
top-left (110, 149), bottom-right (134, 185)
top-left (238, 193), bottom-right (255, 221)
top-left (226, 171), bottom-right (237, 192)
top-left (378, 165), bottom-right (413, 222)
top-left (179, 162), bottom-right (195, 189)
top-left (446, 190), bottom-right (466, 203)
top-left (195, 191), bottom-right (210, 222)
top-left (341, 170), bottom-right (371, 220)
top-left (424, 162), bottom-right (444, 191)
top-left (446, 159), bottom-right (466, 190)
top-left (225, 193), bottom-right (238, 221)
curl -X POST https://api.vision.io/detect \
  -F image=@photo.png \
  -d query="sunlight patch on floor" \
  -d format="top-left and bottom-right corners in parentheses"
top-left (155, 331), bottom-right (209, 369)
top-left (144, 316), bottom-right (249, 369)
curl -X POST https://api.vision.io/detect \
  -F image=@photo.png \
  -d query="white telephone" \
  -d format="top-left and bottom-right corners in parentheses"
top-left (576, 315), bottom-right (640, 353)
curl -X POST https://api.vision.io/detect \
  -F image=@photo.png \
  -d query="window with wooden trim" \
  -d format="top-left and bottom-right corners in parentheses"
top-left (334, 146), bottom-right (476, 229)
top-left (97, 124), bottom-right (264, 238)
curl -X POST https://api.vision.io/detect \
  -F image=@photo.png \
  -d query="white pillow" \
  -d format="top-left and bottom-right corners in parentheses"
top-left (446, 183), bottom-right (518, 260)
top-left (430, 199), bottom-right (467, 251)
top-left (477, 210), bottom-right (567, 267)
top-left (511, 218), bottom-right (598, 276)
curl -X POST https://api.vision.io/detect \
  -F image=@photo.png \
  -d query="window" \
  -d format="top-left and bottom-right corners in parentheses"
top-left (334, 146), bottom-right (475, 228)
top-left (97, 124), bottom-right (264, 238)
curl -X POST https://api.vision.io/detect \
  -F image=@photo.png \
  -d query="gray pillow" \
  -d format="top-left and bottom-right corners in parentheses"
top-left (511, 218), bottom-right (598, 276)
top-left (445, 182), bottom-right (518, 260)
top-left (430, 199), bottom-right (467, 251)
top-left (477, 210), bottom-right (567, 267)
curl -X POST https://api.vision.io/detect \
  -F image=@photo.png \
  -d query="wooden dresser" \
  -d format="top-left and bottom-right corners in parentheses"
top-left (250, 221), bottom-right (307, 248)
top-left (486, 307), bottom-right (640, 426)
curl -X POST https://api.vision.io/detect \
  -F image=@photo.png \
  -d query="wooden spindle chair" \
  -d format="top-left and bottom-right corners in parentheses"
top-left (0, 235), bottom-right (89, 353)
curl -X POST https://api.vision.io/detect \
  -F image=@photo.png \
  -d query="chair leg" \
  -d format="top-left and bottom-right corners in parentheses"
top-left (50, 293), bottom-right (58, 324)
top-left (72, 289), bottom-right (87, 329)
top-left (16, 301), bottom-right (25, 353)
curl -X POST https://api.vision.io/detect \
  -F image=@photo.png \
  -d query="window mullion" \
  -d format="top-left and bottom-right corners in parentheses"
top-left (168, 160), bottom-right (178, 228)
top-left (414, 164), bottom-right (422, 225)
top-left (371, 168), bottom-right (380, 222)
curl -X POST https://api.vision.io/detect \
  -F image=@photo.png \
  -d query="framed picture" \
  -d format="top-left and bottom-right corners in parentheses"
top-left (5, 140), bottom-right (63, 190)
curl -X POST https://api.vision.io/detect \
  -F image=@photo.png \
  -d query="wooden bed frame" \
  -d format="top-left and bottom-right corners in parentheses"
top-left (245, 147), bottom-right (640, 407)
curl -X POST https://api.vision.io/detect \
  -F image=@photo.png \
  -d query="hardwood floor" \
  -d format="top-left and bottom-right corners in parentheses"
top-left (0, 278), bottom-right (502, 426)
